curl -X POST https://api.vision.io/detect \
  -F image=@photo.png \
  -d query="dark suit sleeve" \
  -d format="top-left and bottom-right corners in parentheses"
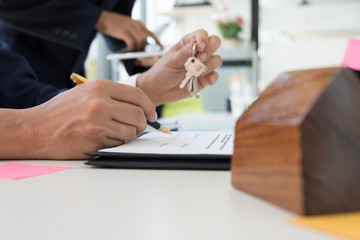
top-left (0, 0), bottom-right (102, 50)
top-left (0, 41), bottom-right (64, 109)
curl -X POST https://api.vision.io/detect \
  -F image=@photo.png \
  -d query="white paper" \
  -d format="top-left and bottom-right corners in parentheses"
top-left (100, 131), bottom-right (234, 155)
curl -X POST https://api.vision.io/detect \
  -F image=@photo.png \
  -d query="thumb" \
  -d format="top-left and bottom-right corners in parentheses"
top-left (171, 40), bottom-right (196, 65)
top-left (170, 29), bottom-right (209, 64)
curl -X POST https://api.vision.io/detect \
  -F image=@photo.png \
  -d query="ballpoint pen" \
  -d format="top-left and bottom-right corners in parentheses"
top-left (70, 72), bottom-right (172, 135)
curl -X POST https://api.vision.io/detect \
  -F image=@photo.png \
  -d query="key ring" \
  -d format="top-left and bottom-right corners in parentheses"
top-left (192, 41), bottom-right (197, 59)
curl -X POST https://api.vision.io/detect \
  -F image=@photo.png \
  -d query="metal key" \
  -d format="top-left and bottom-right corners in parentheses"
top-left (180, 42), bottom-right (207, 98)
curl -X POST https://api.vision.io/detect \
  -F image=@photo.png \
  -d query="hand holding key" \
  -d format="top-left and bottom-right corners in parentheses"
top-left (136, 29), bottom-right (222, 106)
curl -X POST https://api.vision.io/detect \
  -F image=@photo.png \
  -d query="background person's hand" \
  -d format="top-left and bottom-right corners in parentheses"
top-left (95, 10), bottom-right (162, 52)
top-left (11, 80), bottom-right (157, 159)
top-left (136, 29), bottom-right (222, 106)
top-left (135, 56), bottom-right (161, 68)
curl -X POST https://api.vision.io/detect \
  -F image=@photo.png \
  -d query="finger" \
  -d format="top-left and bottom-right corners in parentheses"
top-left (141, 34), bottom-right (149, 51)
top-left (198, 71), bottom-right (219, 89)
top-left (87, 80), bottom-right (157, 122)
top-left (86, 114), bottom-right (138, 144)
top-left (104, 137), bottom-right (126, 148)
top-left (110, 101), bottom-right (148, 134)
top-left (180, 29), bottom-right (209, 53)
top-left (92, 111), bottom-right (139, 142)
top-left (132, 22), bottom-right (149, 51)
top-left (201, 55), bottom-right (223, 75)
top-left (111, 84), bottom-right (156, 122)
top-left (147, 31), bottom-right (163, 48)
top-left (196, 35), bottom-right (222, 63)
top-left (131, 25), bottom-right (148, 51)
top-left (125, 20), bottom-right (147, 51)
top-left (133, 32), bottom-right (148, 51)
top-left (170, 40), bottom-right (197, 66)
top-left (107, 120), bottom-right (138, 142)
top-left (122, 34), bottom-right (136, 52)
top-left (194, 29), bottom-right (210, 53)
top-left (169, 29), bottom-right (212, 65)
top-left (171, 29), bottom-right (208, 55)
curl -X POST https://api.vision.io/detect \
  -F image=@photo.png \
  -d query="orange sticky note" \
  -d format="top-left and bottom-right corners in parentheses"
top-left (0, 163), bottom-right (72, 180)
top-left (341, 38), bottom-right (360, 70)
top-left (290, 212), bottom-right (360, 240)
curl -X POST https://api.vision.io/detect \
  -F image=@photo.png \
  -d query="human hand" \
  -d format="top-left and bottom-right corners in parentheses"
top-left (136, 29), bottom-right (222, 106)
top-left (95, 10), bottom-right (162, 52)
top-left (135, 56), bottom-right (161, 68)
top-left (18, 80), bottom-right (157, 159)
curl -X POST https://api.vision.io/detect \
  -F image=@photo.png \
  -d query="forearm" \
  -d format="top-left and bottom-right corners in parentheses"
top-left (0, 108), bottom-right (45, 159)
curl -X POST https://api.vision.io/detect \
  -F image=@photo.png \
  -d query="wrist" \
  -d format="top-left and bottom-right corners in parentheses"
top-left (94, 10), bottom-right (109, 33)
top-left (137, 72), bottom-right (162, 106)
top-left (0, 109), bottom-right (41, 159)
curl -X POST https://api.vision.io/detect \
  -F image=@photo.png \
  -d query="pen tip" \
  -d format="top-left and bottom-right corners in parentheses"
top-left (161, 126), bottom-right (172, 135)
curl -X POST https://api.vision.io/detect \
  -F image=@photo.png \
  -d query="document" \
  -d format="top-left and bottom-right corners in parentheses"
top-left (99, 131), bottom-right (234, 156)
top-left (85, 131), bottom-right (233, 170)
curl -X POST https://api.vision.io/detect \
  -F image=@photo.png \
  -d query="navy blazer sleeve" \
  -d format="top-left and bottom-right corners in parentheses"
top-left (0, 41), bottom-right (64, 109)
top-left (0, 0), bottom-right (102, 50)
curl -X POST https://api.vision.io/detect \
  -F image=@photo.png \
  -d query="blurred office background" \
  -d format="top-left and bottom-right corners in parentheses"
top-left (86, 0), bottom-right (360, 117)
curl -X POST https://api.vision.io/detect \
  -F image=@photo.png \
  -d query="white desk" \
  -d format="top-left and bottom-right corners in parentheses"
top-left (0, 160), bottom-right (341, 240)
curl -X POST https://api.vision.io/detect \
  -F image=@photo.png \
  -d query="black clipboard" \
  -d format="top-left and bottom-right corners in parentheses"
top-left (84, 152), bottom-right (230, 170)
top-left (84, 131), bottom-right (233, 170)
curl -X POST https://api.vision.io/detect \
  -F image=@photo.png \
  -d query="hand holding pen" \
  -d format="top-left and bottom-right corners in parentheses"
top-left (70, 73), bottom-right (171, 135)
top-left (8, 76), bottom-right (164, 159)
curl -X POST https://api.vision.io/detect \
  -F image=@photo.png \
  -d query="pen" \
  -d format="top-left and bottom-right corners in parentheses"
top-left (146, 120), bottom-right (171, 135)
top-left (70, 72), bottom-right (172, 135)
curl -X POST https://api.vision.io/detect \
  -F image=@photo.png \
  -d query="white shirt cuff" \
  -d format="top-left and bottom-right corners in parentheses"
top-left (117, 73), bottom-right (139, 87)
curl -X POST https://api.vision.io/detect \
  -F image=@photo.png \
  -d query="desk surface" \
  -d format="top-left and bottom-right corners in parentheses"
top-left (0, 160), bottom-right (341, 240)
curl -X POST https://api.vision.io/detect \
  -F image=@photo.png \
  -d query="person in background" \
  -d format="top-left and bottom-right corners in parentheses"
top-left (0, 0), bottom-right (161, 90)
top-left (0, 29), bottom-right (222, 159)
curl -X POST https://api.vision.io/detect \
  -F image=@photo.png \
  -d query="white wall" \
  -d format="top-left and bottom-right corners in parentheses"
top-left (145, 0), bottom-right (251, 44)
top-left (258, 0), bottom-right (360, 89)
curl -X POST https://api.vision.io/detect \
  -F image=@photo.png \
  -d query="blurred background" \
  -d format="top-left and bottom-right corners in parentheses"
top-left (86, 0), bottom-right (360, 118)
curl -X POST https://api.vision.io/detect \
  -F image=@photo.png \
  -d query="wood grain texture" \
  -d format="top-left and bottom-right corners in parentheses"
top-left (232, 124), bottom-right (304, 214)
top-left (302, 68), bottom-right (360, 215)
top-left (231, 67), bottom-right (360, 215)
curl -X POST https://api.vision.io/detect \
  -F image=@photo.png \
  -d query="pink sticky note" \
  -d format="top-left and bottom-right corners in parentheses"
top-left (0, 163), bottom-right (72, 180)
top-left (341, 38), bottom-right (360, 70)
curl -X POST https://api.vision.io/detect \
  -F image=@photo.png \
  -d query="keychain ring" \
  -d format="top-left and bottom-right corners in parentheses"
top-left (192, 42), bottom-right (197, 58)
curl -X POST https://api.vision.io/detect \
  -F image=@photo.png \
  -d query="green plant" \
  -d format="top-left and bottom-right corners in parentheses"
top-left (216, 7), bottom-right (244, 39)
top-left (218, 21), bottom-right (242, 39)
